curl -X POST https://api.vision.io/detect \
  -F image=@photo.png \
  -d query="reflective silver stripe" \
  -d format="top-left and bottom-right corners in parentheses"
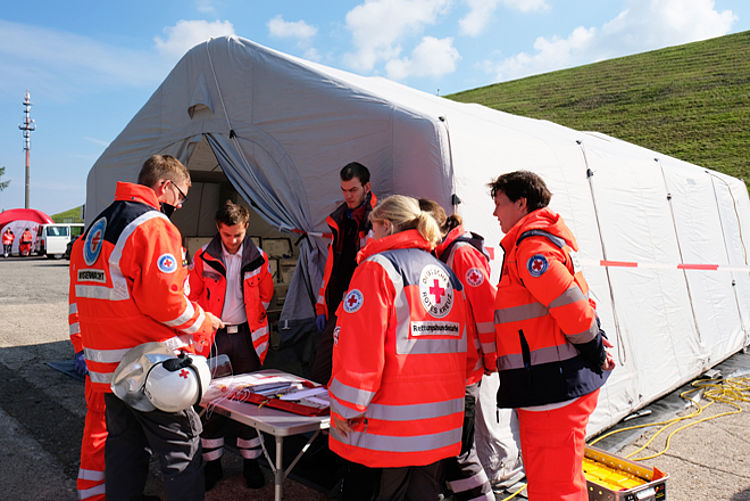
top-left (251, 325), bottom-right (269, 340)
top-left (476, 321), bottom-right (494, 333)
top-left (84, 346), bottom-right (130, 363)
top-left (447, 468), bottom-right (490, 493)
top-left (368, 254), bottom-right (467, 356)
top-left (497, 343), bottom-right (579, 370)
top-left (262, 301), bottom-right (271, 310)
top-left (79, 483), bottom-right (106, 500)
top-left (203, 449), bottom-right (223, 461)
top-left (566, 320), bottom-right (599, 344)
top-left (180, 307), bottom-right (205, 335)
top-left (338, 427), bottom-right (460, 453)
top-left (365, 398), bottom-right (463, 422)
top-left (163, 334), bottom-right (193, 351)
top-left (75, 211), bottom-right (169, 302)
top-left (244, 267), bottom-right (261, 279)
top-left (317, 294), bottom-right (324, 303)
top-left (254, 340), bottom-right (268, 358)
top-left (201, 437), bottom-right (224, 448)
top-left (240, 448), bottom-right (262, 459)
top-left (78, 468), bottom-right (105, 481)
top-left (69, 303), bottom-right (78, 315)
top-left (480, 341), bottom-right (496, 354)
top-left (494, 302), bottom-right (548, 324)
top-left (329, 378), bottom-right (375, 410)
top-left (330, 398), bottom-right (364, 420)
top-left (549, 285), bottom-right (585, 309)
top-left (69, 322), bottom-right (81, 336)
top-left (163, 301), bottom-right (195, 327)
top-left (87, 370), bottom-right (112, 384)
top-left (237, 436), bottom-right (261, 448)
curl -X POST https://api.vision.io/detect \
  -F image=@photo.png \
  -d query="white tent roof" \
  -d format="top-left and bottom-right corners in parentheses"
top-left (86, 35), bottom-right (750, 438)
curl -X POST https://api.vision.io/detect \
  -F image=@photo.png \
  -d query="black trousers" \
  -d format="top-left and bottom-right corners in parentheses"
top-left (104, 394), bottom-right (204, 501)
top-left (374, 461), bottom-right (444, 501)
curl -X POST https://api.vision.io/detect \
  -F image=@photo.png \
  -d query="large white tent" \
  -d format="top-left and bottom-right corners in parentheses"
top-left (86, 36), bottom-right (750, 446)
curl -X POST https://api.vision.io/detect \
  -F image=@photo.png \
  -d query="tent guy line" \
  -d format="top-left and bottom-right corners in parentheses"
top-left (579, 258), bottom-right (750, 273)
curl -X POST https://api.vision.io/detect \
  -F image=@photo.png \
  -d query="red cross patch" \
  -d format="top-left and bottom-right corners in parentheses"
top-left (527, 254), bottom-right (549, 277)
top-left (179, 369), bottom-right (190, 379)
top-left (343, 289), bottom-right (364, 313)
top-left (465, 267), bottom-right (484, 287)
top-left (419, 264), bottom-right (454, 319)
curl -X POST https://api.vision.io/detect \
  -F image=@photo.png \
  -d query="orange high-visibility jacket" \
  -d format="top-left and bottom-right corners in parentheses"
top-left (435, 225), bottom-right (498, 383)
top-left (20, 230), bottom-right (33, 244)
top-left (316, 192), bottom-right (377, 318)
top-left (188, 234), bottom-right (274, 361)
top-left (329, 229), bottom-right (468, 468)
top-left (69, 182), bottom-right (214, 393)
top-left (494, 208), bottom-right (610, 408)
top-left (2, 231), bottom-right (14, 245)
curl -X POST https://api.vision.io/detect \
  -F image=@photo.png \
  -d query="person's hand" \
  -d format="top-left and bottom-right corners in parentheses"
top-left (601, 337), bottom-right (616, 370)
top-left (206, 311), bottom-right (225, 331)
top-left (332, 414), bottom-right (353, 437)
top-left (73, 350), bottom-right (88, 377)
top-left (315, 314), bottom-right (327, 332)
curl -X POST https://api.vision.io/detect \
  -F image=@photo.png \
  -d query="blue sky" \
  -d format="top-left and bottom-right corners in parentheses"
top-left (1, 0), bottom-right (748, 215)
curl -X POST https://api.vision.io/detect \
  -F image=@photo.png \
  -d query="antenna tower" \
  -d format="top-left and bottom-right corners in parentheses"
top-left (18, 90), bottom-right (36, 209)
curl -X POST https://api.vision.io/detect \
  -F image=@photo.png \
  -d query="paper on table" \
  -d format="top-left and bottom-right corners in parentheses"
top-left (279, 387), bottom-right (328, 401)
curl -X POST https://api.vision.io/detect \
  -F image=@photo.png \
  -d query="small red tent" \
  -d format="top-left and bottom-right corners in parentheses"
top-left (0, 208), bottom-right (54, 256)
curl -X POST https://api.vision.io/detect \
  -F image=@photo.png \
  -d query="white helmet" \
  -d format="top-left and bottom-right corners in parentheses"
top-left (144, 353), bottom-right (211, 413)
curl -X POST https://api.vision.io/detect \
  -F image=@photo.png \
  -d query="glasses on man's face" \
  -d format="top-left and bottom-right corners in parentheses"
top-left (170, 180), bottom-right (188, 205)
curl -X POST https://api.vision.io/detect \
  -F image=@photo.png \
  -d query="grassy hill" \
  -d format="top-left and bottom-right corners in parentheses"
top-left (51, 205), bottom-right (84, 223)
top-left (448, 30), bottom-right (750, 184)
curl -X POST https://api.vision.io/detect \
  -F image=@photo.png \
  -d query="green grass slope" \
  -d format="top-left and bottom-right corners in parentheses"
top-left (51, 205), bottom-right (84, 223)
top-left (448, 31), bottom-right (750, 183)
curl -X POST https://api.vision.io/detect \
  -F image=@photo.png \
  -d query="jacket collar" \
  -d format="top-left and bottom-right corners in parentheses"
top-left (202, 232), bottom-right (264, 273)
top-left (357, 229), bottom-right (432, 263)
top-left (500, 207), bottom-right (578, 252)
top-left (114, 182), bottom-right (161, 210)
top-left (434, 224), bottom-right (465, 257)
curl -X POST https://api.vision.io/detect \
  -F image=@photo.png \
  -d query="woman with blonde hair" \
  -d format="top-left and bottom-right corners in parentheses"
top-left (329, 195), bottom-right (470, 501)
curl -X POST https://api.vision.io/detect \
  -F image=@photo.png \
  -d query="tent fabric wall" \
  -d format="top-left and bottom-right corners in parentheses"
top-left (84, 36), bottom-right (750, 452)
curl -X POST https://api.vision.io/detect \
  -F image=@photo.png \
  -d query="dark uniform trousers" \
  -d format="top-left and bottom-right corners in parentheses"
top-left (104, 393), bottom-right (204, 501)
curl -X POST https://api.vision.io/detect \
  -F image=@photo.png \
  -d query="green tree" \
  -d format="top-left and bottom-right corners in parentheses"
top-left (0, 166), bottom-right (9, 191)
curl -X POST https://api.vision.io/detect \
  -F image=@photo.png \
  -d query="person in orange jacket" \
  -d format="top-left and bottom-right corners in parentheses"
top-left (69, 154), bottom-right (223, 501)
top-left (68, 261), bottom-right (107, 501)
top-left (188, 200), bottom-right (274, 490)
top-left (2, 228), bottom-right (14, 257)
top-left (310, 161), bottom-right (377, 384)
top-left (329, 195), bottom-right (469, 501)
top-left (420, 199), bottom-right (496, 501)
top-left (490, 171), bottom-right (615, 501)
top-left (19, 228), bottom-right (33, 256)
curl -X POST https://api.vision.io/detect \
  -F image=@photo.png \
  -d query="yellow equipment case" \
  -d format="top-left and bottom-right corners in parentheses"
top-left (584, 446), bottom-right (668, 501)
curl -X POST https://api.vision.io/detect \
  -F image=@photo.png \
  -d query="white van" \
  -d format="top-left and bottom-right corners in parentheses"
top-left (36, 223), bottom-right (84, 258)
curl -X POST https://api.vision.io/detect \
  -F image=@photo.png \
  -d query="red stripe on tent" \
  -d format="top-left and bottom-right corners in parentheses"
top-left (600, 260), bottom-right (638, 268)
top-left (677, 263), bottom-right (719, 270)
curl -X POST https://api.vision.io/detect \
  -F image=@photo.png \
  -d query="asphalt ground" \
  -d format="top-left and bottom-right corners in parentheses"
top-left (0, 256), bottom-right (749, 500)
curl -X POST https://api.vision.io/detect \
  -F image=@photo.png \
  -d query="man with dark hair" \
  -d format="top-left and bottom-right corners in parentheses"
top-left (188, 199), bottom-right (274, 490)
top-left (69, 153), bottom-right (223, 501)
top-left (311, 161), bottom-right (376, 384)
top-left (489, 170), bottom-right (614, 500)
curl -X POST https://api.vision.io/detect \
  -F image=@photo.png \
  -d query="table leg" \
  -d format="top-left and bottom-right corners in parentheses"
top-left (275, 435), bottom-right (284, 501)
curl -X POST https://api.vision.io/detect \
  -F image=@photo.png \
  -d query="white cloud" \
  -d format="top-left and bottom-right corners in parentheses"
top-left (483, 0), bottom-right (736, 82)
top-left (343, 0), bottom-right (452, 72)
top-left (459, 0), bottom-right (549, 37)
top-left (194, 0), bottom-right (218, 14)
top-left (154, 20), bottom-right (235, 59)
top-left (268, 15), bottom-right (317, 40)
top-left (385, 36), bottom-right (461, 80)
top-left (83, 137), bottom-right (111, 147)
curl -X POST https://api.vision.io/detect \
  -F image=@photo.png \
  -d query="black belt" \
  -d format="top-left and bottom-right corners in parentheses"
top-left (218, 322), bottom-right (248, 334)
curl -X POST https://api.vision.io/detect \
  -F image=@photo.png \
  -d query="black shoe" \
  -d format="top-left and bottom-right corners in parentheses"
top-left (243, 458), bottom-right (265, 489)
top-left (204, 458), bottom-right (223, 491)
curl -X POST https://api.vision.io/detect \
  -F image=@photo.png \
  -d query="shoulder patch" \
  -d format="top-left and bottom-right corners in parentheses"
top-left (465, 267), bottom-right (484, 287)
top-left (83, 217), bottom-right (107, 266)
top-left (527, 254), bottom-right (548, 277)
top-left (157, 253), bottom-right (178, 273)
top-left (419, 264), bottom-right (454, 318)
top-left (343, 289), bottom-right (364, 313)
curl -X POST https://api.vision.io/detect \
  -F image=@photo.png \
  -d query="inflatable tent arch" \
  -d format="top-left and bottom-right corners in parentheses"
top-left (85, 36), bottom-right (750, 444)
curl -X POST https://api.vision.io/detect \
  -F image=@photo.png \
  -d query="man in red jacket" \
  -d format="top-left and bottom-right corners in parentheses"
top-left (69, 154), bottom-right (223, 501)
top-left (188, 200), bottom-right (274, 490)
top-left (310, 162), bottom-right (376, 384)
